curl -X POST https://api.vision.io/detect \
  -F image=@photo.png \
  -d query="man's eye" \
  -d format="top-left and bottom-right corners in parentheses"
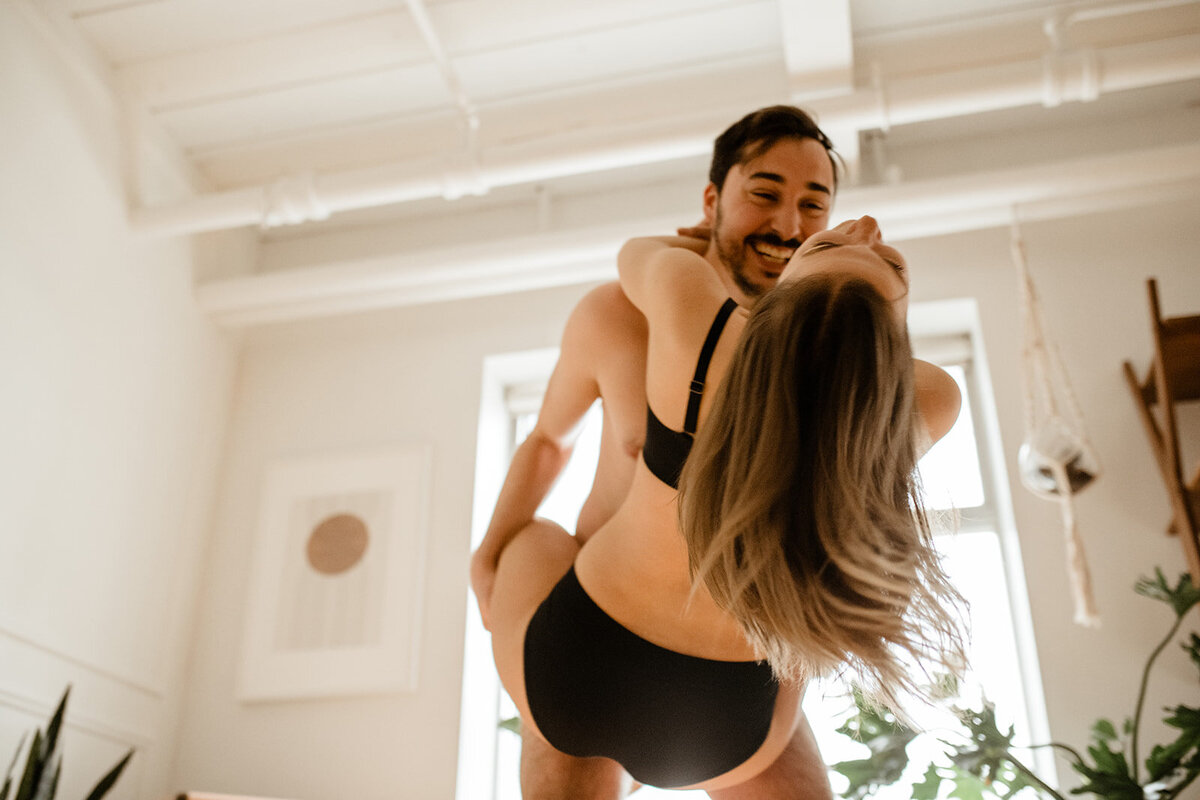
top-left (885, 259), bottom-right (905, 273)
top-left (752, 192), bottom-right (776, 201)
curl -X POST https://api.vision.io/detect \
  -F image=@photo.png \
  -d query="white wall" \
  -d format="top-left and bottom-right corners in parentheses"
top-left (172, 284), bottom-right (589, 800)
top-left (903, 200), bottom-right (1200, 784)
top-left (0, 6), bottom-right (240, 799)
top-left (6, 2), bottom-right (1200, 795)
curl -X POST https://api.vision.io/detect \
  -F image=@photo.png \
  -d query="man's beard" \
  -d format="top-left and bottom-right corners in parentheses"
top-left (713, 205), bottom-right (802, 301)
top-left (712, 205), bottom-right (766, 300)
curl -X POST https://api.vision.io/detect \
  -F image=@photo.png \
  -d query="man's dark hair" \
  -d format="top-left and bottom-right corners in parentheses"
top-left (708, 105), bottom-right (840, 191)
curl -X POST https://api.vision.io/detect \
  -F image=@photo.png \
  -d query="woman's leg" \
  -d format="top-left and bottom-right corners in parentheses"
top-left (488, 518), bottom-right (631, 800)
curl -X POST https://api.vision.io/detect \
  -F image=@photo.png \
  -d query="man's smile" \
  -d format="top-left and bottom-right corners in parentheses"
top-left (749, 239), bottom-right (797, 266)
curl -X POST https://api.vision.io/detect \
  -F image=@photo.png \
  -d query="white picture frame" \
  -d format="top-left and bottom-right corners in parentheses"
top-left (238, 446), bottom-right (431, 701)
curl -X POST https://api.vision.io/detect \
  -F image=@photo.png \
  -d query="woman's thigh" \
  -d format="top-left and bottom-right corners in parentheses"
top-left (489, 517), bottom-right (581, 727)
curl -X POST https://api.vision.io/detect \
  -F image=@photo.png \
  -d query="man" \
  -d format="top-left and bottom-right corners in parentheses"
top-left (470, 105), bottom-right (839, 799)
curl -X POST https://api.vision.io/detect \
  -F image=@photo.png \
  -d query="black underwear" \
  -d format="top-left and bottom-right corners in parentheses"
top-left (523, 566), bottom-right (779, 788)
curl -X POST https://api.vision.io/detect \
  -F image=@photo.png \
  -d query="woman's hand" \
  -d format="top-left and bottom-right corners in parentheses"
top-left (675, 222), bottom-right (712, 244)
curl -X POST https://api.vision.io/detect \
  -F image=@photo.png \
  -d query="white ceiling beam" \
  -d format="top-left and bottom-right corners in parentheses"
top-left (132, 31), bottom-right (1200, 236)
top-left (195, 142), bottom-right (1200, 328)
top-left (117, 10), bottom-right (425, 111)
top-left (778, 0), bottom-right (855, 100)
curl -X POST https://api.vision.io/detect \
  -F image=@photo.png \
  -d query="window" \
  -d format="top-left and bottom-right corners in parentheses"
top-left (458, 309), bottom-right (1051, 799)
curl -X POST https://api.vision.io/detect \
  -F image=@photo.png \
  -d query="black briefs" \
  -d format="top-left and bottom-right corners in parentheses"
top-left (642, 297), bottom-right (739, 489)
top-left (523, 565), bottom-right (779, 788)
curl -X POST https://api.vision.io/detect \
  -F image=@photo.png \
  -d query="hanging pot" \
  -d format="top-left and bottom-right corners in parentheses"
top-left (1017, 415), bottom-right (1100, 498)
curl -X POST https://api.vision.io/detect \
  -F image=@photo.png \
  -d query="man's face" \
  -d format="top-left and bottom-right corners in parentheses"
top-left (704, 137), bottom-right (835, 300)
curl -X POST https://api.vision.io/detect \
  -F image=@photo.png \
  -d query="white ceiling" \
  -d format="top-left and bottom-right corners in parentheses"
top-left (21, 0), bottom-right (1200, 321)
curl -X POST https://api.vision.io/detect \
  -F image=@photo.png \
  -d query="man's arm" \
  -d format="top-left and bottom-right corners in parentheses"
top-left (914, 359), bottom-right (962, 455)
top-left (470, 294), bottom-right (604, 631)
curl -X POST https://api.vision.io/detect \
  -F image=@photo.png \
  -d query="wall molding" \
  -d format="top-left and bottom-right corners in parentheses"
top-left (0, 685), bottom-right (154, 750)
top-left (0, 622), bottom-right (163, 700)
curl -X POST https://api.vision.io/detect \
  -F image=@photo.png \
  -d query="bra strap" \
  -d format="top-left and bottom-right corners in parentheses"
top-left (683, 298), bottom-right (739, 434)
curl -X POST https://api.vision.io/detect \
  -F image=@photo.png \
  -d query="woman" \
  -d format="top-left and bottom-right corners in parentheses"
top-left (487, 216), bottom-right (966, 797)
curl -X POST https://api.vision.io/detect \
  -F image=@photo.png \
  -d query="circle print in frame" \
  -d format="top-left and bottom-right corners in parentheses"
top-left (306, 512), bottom-right (370, 576)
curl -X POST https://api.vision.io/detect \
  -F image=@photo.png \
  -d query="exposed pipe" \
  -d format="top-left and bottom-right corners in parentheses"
top-left (195, 140), bottom-right (1200, 328)
top-left (130, 32), bottom-right (1200, 238)
top-left (403, 0), bottom-right (484, 198)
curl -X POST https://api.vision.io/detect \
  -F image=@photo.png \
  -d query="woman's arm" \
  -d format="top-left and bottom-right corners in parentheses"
top-left (617, 234), bottom-right (715, 317)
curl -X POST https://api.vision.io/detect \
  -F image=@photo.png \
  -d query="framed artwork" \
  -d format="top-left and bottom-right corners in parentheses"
top-left (239, 446), bottom-right (431, 701)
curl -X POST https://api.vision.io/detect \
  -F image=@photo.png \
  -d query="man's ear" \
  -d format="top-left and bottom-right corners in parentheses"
top-left (702, 183), bottom-right (718, 224)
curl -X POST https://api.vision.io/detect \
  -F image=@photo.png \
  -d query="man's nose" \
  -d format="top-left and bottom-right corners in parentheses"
top-left (772, 206), bottom-right (803, 242)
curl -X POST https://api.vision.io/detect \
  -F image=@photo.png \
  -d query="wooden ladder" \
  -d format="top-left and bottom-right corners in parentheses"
top-left (1122, 278), bottom-right (1200, 582)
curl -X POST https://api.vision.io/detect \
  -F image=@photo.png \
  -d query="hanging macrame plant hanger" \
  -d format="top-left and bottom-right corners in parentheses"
top-left (1012, 215), bottom-right (1102, 627)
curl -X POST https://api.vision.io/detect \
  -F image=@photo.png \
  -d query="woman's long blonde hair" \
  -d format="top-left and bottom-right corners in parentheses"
top-left (677, 274), bottom-right (966, 712)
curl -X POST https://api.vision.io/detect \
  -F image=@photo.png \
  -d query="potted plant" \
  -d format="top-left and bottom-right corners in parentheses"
top-left (832, 570), bottom-right (1200, 799)
top-left (2, 687), bottom-right (133, 800)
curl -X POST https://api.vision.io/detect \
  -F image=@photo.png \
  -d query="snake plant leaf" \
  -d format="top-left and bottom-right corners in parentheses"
top-left (14, 730), bottom-right (43, 800)
top-left (3, 733), bottom-right (28, 800)
top-left (31, 758), bottom-right (59, 800)
top-left (82, 749), bottom-right (132, 800)
top-left (42, 689), bottom-right (67, 767)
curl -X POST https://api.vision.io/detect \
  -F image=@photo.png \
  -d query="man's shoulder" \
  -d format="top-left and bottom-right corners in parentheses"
top-left (570, 281), bottom-right (645, 331)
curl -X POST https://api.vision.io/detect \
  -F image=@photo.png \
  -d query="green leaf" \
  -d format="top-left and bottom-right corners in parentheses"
top-left (1134, 569), bottom-right (1200, 619)
top-left (3, 733), bottom-right (28, 800)
top-left (31, 758), bottom-right (59, 800)
top-left (31, 756), bottom-right (59, 800)
top-left (1070, 736), bottom-right (1141, 800)
top-left (911, 763), bottom-right (945, 800)
top-left (1183, 633), bottom-right (1200, 676)
top-left (14, 730), bottom-right (43, 800)
top-left (949, 770), bottom-right (989, 800)
top-left (41, 689), bottom-right (68, 767)
top-left (1147, 705), bottom-right (1200, 783)
top-left (497, 716), bottom-right (522, 736)
top-left (830, 690), bottom-right (920, 799)
top-left (1092, 718), bottom-right (1119, 743)
top-left (82, 749), bottom-right (132, 800)
top-left (1087, 740), bottom-right (1131, 777)
top-left (833, 757), bottom-right (892, 800)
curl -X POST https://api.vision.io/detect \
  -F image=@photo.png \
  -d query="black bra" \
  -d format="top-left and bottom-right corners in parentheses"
top-left (642, 298), bottom-right (739, 489)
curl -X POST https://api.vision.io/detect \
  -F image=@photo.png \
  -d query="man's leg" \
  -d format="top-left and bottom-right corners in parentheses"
top-left (488, 519), bottom-right (632, 800)
top-left (705, 713), bottom-right (832, 800)
top-left (520, 728), bottom-right (633, 800)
